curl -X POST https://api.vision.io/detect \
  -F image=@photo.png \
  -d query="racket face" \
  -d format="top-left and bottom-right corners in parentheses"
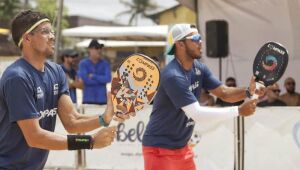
top-left (111, 54), bottom-right (160, 114)
top-left (253, 42), bottom-right (289, 86)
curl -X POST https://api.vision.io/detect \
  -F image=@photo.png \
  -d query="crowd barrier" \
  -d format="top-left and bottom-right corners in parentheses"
top-left (45, 106), bottom-right (300, 170)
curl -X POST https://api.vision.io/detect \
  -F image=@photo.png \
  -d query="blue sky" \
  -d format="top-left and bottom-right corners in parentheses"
top-left (64, 0), bottom-right (178, 25)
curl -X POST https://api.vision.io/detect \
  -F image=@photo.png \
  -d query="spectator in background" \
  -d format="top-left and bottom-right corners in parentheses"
top-left (258, 83), bottom-right (286, 107)
top-left (280, 77), bottom-right (300, 106)
top-left (216, 77), bottom-right (244, 107)
top-left (79, 39), bottom-right (111, 105)
top-left (199, 90), bottom-right (215, 106)
top-left (60, 49), bottom-right (83, 104)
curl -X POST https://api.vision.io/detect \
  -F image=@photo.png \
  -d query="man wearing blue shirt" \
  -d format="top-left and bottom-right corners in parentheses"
top-left (0, 10), bottom-right (132, 170)
top-left (79, 39), bottom-right (111, 105)
top-left (142, 24), bottom-right (265, 170)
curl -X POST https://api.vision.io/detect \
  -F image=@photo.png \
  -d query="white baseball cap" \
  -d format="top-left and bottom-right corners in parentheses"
top-left (166, 23), bottom-right (198, 55)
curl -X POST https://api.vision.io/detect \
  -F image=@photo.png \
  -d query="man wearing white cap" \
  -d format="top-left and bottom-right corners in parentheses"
top-left (142, 23), bottom-right (264, 170)
top-left (0, 10), bottom-right (133, 169)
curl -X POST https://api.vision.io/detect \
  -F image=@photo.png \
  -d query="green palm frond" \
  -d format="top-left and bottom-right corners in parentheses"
top-left (117, 0), bottom-right (159, 25)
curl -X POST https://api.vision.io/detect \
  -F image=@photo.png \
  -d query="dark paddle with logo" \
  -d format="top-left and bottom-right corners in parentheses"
top-left (109, 54), bottom-right (160, 126)
top-left (252, 42), bottom-right (289, 99)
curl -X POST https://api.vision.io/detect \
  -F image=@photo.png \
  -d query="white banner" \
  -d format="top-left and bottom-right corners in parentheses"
top-left (46, 106), bottom-right (300, 170)
top-left (244, 107), bottom-right (300, 170)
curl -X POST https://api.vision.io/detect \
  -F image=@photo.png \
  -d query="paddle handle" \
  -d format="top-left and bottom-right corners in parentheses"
top-left (251, 82), bottom-right (265, 100)
top-left (109, 116), bottom-right (119, 127)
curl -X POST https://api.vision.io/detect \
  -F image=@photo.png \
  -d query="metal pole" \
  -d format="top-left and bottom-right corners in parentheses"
top-left (53, 0), bottom-right (63, 63)
top-left (23, 0), bottom-right (29, 10)
top-left (234, 116), bottom-right (245, 170)
top-left (219, 57), bottom-right (222, 81)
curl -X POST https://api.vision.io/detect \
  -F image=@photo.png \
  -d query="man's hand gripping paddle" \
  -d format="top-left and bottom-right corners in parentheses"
top-left (109, 54), bottom-right (160, 126)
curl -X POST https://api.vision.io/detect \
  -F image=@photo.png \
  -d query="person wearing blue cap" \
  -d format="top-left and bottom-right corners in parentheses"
top-left (78, 39), bottom-right (111, 105)
top-left (142, 23), bottom-right (265, 170)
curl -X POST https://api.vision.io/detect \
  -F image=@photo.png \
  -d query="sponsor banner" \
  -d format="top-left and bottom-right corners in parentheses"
top-left (46, 106), bottom-right (300, 170)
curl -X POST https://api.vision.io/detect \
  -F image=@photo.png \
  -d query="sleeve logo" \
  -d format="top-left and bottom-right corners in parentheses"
top-left (53, 84), bottom-right (59, 95)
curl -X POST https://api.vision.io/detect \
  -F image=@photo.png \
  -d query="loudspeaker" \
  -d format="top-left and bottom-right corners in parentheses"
top-left (206, 20), bottom-right (229, 57)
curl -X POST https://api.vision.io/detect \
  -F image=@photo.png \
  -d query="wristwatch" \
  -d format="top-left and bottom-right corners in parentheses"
top-left (98, 114), bottom-right (109, 127)
top-left (245, 87), bottom-right (253, 99)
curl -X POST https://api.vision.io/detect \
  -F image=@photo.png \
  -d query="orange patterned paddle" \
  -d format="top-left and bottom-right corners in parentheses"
top-left (109, 54), bottom-right (160, 126)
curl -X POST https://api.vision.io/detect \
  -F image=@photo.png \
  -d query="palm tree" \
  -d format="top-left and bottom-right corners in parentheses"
top-left (117, 0), bottom-right (158, 26)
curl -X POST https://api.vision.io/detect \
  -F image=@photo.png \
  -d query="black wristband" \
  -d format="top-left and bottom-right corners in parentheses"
top-left (245, 87), bottom-right (252, 99)
top-left (67, 135), bottom-right (93, 150)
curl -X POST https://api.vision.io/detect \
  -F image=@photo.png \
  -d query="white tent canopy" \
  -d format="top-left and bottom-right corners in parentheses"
top-left (62, 25), bottom-right (168, 41)
top-left (76, 39), bottom-right (166, 48)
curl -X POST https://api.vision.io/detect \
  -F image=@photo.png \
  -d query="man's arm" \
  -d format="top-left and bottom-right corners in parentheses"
top-left (209, 85), bottom-right (247, 103)
top-left (17, 119), bottom-right (67, 150)
top-left (182, 99), bottom-right (257, 124)
top-left (17, 118), bottom-right (116, 150)
top-left (57, 94), bottom-right (110, 133)
top-left (78, 61), bottom-right (100, 86)
top-left (57, 93), bottom-right (133, 133)
top-left (67, 75), bottom-right (84, 90)
top-left (17, 93), bottom-right (132, 151)
top-left (209, 76), bottom-right (259, 103)
top-left (90, 63), bottom-right (111, 84)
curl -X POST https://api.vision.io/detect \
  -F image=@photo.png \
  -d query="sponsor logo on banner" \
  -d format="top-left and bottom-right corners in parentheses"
top-left (293, 120), bottom-right (300, 149)
top-left (189, 130), bottom-right (202, 147)
top-left (117, 121), bottom-right (145, 142)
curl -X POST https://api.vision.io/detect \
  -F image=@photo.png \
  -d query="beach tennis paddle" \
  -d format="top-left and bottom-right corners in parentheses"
top-left (109, 54), bottom-right (160, 126)
top-left (252, 42), bottom-right (289, 99)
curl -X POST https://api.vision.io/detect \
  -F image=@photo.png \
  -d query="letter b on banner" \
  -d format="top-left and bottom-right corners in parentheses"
top-left (206, 20), bottom-right (229, 57)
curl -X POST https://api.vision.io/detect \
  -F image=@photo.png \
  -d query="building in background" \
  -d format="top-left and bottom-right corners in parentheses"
top-left (147, 4), bottom-right (196, 25)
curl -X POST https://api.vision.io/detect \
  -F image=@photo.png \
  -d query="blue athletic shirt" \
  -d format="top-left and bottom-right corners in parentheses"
top-left (78, 58), bottom-right (111, 104)
top-left (142, 59), bottom-right (221, 149)
top-left (0, 58), bottom-right (69, 170)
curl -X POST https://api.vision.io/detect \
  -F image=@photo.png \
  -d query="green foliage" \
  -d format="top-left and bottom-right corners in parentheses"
top-left (118, 0), bottom-right (158, 25)
top-left (0, 0), bottom-right (21, 22)
top-left (35, 0), bottom-right (69, 29)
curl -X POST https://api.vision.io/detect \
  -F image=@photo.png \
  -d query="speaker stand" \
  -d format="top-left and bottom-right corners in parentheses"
top-left (219, 57), bottom-right (222, 81)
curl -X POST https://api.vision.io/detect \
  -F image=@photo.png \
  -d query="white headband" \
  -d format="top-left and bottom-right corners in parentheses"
top-left (17, 18), bottom-right (50, 47)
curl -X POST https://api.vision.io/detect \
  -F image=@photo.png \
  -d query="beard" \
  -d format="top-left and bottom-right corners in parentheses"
top-left (186, 45), bottom-right (202, 59)
top-left (287, 88), bottom-right (295, 94)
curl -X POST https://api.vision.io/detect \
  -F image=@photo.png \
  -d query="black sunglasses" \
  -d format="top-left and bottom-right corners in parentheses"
top-left (272, 89), bottom-right (281, 93)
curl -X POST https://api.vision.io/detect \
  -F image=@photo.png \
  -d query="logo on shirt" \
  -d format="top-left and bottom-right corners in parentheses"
top-left (195, 68), bottom-right (201, 75)
top-left (53, 84), bottom-right (59, 95)
top-left (37, 87), bottom-right (44, 99)
top-left (189, 81), bottom-right (199, 91)
top-left (186, 119), bottom-right (195, 127)
top-left (39, 108), bottom-right (58, 119)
